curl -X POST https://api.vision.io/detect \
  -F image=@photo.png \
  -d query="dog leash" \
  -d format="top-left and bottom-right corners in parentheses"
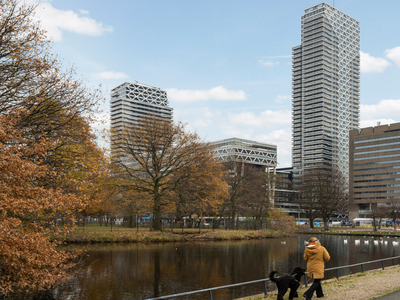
top-left (290, 274), bottom-right (300, 283)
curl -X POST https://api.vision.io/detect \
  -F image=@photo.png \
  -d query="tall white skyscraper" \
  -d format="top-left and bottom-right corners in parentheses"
top-left (292, 2), bottom-right (360, 179)
top-left (110, 82), bottom-right (173, 158)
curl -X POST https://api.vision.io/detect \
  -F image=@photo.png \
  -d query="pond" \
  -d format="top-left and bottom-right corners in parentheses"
top-left (52, 233), bottom-right (400, 299)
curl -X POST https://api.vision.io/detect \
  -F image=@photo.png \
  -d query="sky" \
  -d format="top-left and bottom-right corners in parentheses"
top-left (27, 0), bottom-right (400, 167)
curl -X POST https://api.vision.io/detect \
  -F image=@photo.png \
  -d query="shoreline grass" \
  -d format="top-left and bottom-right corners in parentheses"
top-left (51, 226), bottom-right (291, 244)
top-left (52, 225), bottom-right (400, 244)
top-left (300, 227), bottom-right (400, 237)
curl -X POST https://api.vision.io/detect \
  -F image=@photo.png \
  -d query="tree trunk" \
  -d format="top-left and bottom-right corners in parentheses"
top-left (309, 217), bottom-right (315, 229)
top-left (128, 212), bottom-right (133, 228)
top-left (153, 205), bottom-right (162, 231)
top-left (323, 218), bottom-right (330, 231)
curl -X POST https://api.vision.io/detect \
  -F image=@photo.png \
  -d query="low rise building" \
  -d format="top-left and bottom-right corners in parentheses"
top-left (211, 137), bottom-right (277, 170)
top-left (211, 137), bottom-right (277, 204)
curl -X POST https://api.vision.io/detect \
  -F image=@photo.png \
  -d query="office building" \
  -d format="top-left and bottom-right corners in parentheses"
top-left (110, 82), bottom-right (173, 157)
top-left (211, 137), bottom-right (278, 204)
top-left (349, 122), bottom-right (400, 220)
top-left (273, 167), bottom-right (302, 218)
top-left (292, 3), bottom-right (360, 180)
top-left (211, 137), bottom-right (277, 170)
top-left (110, 82), bottom-right (173, 129)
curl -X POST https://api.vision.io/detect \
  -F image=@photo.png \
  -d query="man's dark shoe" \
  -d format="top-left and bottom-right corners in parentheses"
top-left (303, 294), bottom-right (312, 300)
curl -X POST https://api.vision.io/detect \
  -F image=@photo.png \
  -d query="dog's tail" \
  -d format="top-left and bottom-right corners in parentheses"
top-left (269, 271), bottom-right (278, 283)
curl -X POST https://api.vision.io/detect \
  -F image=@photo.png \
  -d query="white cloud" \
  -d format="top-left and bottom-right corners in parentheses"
top-left (360, 51), bottom-right (390, 73)
top-left (191, 119), bottom-right (211, 128)
top-left (259, 60), bottom-right (279, 67)
top-left (255, 129), bottom-right (292, 166)
top-left (360, 119), bottom-right (397, 129)
top-left (95, 71), bottom-right (129, 80)
top-left (174, 106), bottom-right (293, 167)
top-left (227, 110), bottom-right (291, 127)
top-left (361, 99), bottom-right (400, 120)
top-left (274, 95), bottom-right (291, 103)
top-left (29, 1), bottom-right (113, 41)
top-left (385, 46), bottom-right (400, 67)
top-left (166, 86), bottom-right (247, 102)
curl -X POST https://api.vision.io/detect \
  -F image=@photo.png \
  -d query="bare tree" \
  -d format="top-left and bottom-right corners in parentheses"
top-left (220, 160), bottom-right (270, 229)
top-left (113, 116), bottom-right (226, 231)
top-left (246, 170), bottom-right (271, 221)
top-left (387, 198), bottom-right (400, 231)
top-left (296, 164), bottom-right (348, 231)
top-left (367, 203), bottom-right (387, 231)
top-left (295, 171), bottom-right (319, 229)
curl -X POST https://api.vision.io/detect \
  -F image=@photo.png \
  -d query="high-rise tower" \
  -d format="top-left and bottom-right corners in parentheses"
top-left (110, 82), bottom-right (173, 158)
top-left (292, 2), bottom-right (360, 179)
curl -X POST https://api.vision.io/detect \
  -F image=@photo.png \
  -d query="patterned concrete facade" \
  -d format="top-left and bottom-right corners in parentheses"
top-left (292, 2), bottom-right (360, 181)
top-left (110, 82), bottom-right (173, 159)
top-left (211, 137), bottom-right (277, 168)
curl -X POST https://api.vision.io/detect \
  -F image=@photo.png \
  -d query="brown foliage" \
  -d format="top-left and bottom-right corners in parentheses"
top-left (113, 117), bottom-right (228, 231)
top-left (221, 160), bottom-right (270, 227)
top-left (0, 0), bottom-right (106, 295)
top-left (0, 113), bottom-right (83, 294)
top-left (268, 207), bottom-right (296, 235)
top-left (174, 151), bottom-right (227, 224)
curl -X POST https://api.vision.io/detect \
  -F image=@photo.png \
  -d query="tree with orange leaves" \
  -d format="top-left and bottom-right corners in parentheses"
top-left (0, 0), bottom-right (106, 295)
top-left (173, 155), bottom-right (227, 228)
top-left (0, 112), bottom-right (84, 295)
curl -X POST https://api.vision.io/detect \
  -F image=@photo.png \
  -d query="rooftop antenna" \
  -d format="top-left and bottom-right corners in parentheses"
top-left (333, 0), bottom-right (335, 7)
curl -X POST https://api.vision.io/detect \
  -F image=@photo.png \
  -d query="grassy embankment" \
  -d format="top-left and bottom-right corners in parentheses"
top-left (301, 226), bottom-right (400, 237)
top-left (52, 225), bottom-right (290, 244)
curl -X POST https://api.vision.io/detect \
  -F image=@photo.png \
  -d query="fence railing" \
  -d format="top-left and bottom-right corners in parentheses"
top-left (144, 255), bottom-right (400, 300)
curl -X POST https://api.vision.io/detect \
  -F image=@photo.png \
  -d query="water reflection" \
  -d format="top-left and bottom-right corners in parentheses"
top-left (53, 234), bottom-right (400, 300)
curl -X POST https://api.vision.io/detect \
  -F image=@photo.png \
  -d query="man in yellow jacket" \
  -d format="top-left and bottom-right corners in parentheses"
top-left (303, 237), bottom-right (330, 299)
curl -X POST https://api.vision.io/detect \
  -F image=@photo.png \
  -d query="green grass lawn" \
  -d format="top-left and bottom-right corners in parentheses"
top-left (52, 224), bottom-right (287, 244)
top-left (75, 224), bottom-right (218, 233)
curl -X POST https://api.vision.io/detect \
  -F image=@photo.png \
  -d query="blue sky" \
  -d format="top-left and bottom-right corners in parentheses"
top-left (29, 0), bottom-right (400, 167)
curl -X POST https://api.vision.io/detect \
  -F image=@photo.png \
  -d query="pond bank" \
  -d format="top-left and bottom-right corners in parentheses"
top-left (237, 265), bottom-right (400, 300)
top-left (55, 228), bottom-right (289, 244)
top-left (56, 226), bottom-right (400, 244)
top-left (298, 226), bottom-right (400, 237)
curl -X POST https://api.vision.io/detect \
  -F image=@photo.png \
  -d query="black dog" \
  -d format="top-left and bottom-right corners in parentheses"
top-left (269, 267), bottom-right (305, 300)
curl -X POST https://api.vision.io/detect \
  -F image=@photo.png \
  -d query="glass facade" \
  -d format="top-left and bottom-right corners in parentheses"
top-left (292, 3), bottom-right (360, 180)
top-left (274, 168), bottom-right (302, 218)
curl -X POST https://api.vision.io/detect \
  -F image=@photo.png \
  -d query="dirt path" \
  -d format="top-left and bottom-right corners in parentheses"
top-left (237, 265), bottom-right (400, 300)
